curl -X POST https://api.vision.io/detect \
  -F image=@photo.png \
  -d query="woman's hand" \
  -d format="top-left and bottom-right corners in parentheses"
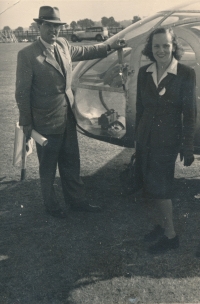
top-left (180, 150), bottom-right (194, 166)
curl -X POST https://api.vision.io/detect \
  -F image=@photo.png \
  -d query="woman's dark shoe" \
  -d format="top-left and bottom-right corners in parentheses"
top-left (144, 225), bottom-right (165, 242)
top-left (148, 235), bottom-right (179, 254)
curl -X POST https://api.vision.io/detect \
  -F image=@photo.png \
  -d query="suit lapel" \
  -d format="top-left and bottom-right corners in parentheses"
top-left (146, 71), bottom-right (176, 100)
top-left (57, 44), bottom-right (71, 71)
top-left (147, 71), bottom-right (176, 91)
top-left (36, 38), bottom-right (71, 78)
top-left (36, 39), bottom-right (64, 77)
top-left (158, 73), bottom-right (176, 91)
top-left (43, 48), bottom-right (64, 77)
top-left (146, 72), bottom-right (158, 98)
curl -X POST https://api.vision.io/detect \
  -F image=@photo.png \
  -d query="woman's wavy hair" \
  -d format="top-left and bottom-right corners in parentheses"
top-left (142, 27), bottom-right (184, 62)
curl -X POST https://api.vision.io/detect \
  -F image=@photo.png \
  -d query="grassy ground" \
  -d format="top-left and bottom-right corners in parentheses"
top-left (0, 42), bottom-right (200, 304)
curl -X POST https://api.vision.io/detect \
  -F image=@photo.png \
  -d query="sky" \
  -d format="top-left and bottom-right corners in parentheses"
top-left (0, 0), bottom-right (199, 30)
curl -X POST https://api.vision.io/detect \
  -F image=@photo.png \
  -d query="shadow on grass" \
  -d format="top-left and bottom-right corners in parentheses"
top-left (0, 149), bottom-right (200, 303)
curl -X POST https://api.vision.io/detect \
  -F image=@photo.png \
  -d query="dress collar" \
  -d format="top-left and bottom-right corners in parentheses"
top-left (146, 57), bottom-right (178, 87)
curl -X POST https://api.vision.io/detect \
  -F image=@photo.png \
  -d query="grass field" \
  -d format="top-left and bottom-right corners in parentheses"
top-left (0, 42), bottom-right (200, 304)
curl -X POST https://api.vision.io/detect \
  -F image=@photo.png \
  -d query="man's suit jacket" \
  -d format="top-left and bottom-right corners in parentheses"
top-left (135, 62), bottom-right (196, 154)
top-left (15, 38), bottom-right (108, 134)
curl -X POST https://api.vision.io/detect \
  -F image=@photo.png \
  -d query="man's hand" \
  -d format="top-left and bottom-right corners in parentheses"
top-left (106, 38), bottom-right (127, 51)
top-left (180, 149), bottom-right (194, 166)
top-left (23, 124), bottom-right (32, 142)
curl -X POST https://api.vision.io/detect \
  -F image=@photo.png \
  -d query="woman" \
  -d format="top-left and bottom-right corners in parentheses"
top-left (135, 27), bottom-right (196, 254)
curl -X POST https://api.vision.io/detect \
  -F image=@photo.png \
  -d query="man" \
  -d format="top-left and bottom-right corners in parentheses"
top-left (15, 6), bottom-right (126, 218)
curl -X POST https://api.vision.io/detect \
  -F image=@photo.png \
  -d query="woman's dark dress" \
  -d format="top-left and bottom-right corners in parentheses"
top-left (135, 62), bottom-right (196, 199)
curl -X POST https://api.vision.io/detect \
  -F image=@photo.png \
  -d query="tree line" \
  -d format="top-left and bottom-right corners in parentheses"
top-left (1, 16), bottom-right (141, 32)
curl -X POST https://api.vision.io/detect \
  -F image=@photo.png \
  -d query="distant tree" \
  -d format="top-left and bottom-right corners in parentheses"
top-left (132, 16), bottom-right (141, 24)
top-left (108, 17), bottom-right (119, 27)
top-left (101, 17), bottom-right (109, 27)
top-left (120, 20), bottom-right (132, 28)
top-left (94, 21), bottom-right (101, 26)
top-left (3, 26), bottom-right (11, 32)
top-left (77, 18), bottom-right (94, 29)
top-left (101, 16), bottom-right (119, 27)
top-left (29, 22), bottom-right (38, 31)
top-left (70, 21), bottom-right (77, 30)
top-left (15, 26), bottom-right (23, 32)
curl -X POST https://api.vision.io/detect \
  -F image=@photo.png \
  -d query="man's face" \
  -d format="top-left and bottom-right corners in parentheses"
top-left (38, 21), bottom-right (61, 44)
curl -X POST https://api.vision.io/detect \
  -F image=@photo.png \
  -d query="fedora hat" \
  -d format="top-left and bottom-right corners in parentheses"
top-left (33, 6), bottom-right (66, 25)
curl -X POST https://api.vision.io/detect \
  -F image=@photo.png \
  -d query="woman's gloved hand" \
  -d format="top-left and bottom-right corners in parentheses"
top-left (180, 149), bottom-right (194, 166)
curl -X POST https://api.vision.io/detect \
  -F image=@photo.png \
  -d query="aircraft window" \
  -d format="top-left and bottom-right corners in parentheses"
top-left (124, 16), bottom-right (163, 41)
top-left (170, 12), bottom-right (200, 20)
top-left (74, 48), bottom-right (132, 139)
top-left (192, 25), bottom-right (200, 30)
top-left (75, 88), bottom-right (127, 139)
top-left (161, 16), bottom-right (179, 26)
top-left (140, 54), bottom-right (151, 67)
top-left (79, 47), bottom-right (132, 87)
top-left (178, 38), bottom-right (196, 68)
top-left (190, 25), bottom-right (200, 39)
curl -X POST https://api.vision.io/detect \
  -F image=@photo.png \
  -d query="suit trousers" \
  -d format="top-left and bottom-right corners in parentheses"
top-left (36, 109), bottom-right (85, 211)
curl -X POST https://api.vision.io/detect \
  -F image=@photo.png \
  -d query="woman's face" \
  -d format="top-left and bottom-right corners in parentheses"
top-left (152, 32), bottom-right (175, 66)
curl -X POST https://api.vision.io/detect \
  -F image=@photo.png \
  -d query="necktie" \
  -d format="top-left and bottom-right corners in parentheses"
top-left (54, 45), bottom-right (66, 77)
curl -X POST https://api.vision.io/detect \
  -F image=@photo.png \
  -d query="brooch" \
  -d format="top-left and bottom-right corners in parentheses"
top-left (159, 87), bottom-right (166, 96)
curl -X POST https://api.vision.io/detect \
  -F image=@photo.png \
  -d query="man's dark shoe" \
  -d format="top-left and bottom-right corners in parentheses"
top-left (195, 243), bottom-right (200, 257)
top-left (144, 225), bottom-right (165, 242)
top-left (70, 202), bottom-right (102, 213)
top-left (46, 208), bottom-right (67, 219)
top-left (148, 235), bottom-right (179, 254)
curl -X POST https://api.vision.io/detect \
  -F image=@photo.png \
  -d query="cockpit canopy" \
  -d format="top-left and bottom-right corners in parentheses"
top-left (72, 1), bottom-right (200, 151)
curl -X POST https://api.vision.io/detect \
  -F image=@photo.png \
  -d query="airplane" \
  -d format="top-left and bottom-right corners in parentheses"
top-left (71, 0), bottom-right (200, 153)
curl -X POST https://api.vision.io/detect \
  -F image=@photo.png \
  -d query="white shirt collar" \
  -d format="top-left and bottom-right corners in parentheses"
top-left (40, 37), bottom-right (56, 53)
top-left (146, 57), bottom-right (178, 87)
